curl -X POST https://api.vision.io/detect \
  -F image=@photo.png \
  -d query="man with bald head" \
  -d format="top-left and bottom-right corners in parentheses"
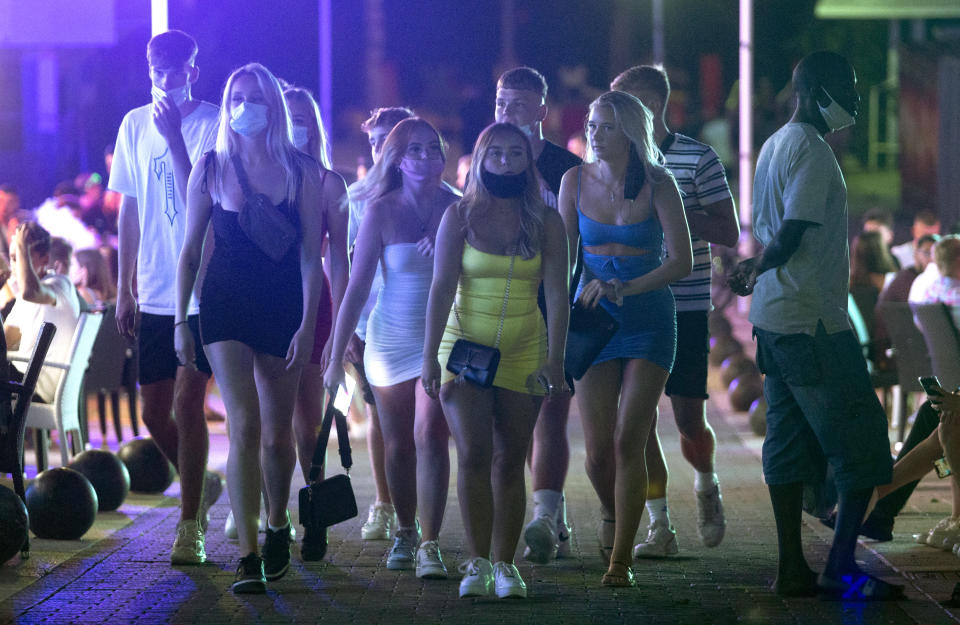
top-left (729, 51), bottom-right (901, 600)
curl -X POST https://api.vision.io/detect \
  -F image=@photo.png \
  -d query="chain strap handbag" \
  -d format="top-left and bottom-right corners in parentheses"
top-left (230, 154), bottom-right (299, 262)
top-left (298, 394), bottom-right (358, 530)
top-left (445, 245), bottom-right (517, 388)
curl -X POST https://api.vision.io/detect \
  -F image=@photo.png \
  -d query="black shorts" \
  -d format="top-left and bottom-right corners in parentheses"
top-left (665, 310), bottom-right (709, 399)
top-left (138, 313), bottom-right (212, 385)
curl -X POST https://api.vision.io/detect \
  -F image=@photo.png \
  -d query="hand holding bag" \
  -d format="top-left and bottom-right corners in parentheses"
top-left (298, 395), bottom-right (358, 530)
top-left (445, 249), bottom-right (516, 388)
top-left (564, 301), bottom-right (619, 380)
top-left (231, 154), bottom-right (299, 263)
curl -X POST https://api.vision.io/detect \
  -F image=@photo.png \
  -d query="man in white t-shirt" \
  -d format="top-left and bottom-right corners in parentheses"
top-left (730, 51), bottom-right (899, 600)
top-left (4, 222), bottom-right (80, 404)
top-left (107, 30), bottom-right (220, 565)
top-left (612, 64), bottom-right (739, 558)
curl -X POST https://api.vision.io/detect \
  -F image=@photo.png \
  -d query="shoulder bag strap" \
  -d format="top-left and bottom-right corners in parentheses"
top-left (230, 153), bottom-right (256, 199)
top-left (307, 394), bottom-right (353, 483)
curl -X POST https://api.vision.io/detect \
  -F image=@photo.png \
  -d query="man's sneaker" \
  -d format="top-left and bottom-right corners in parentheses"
top-left (361, 502), bottom-right (397, 540)
top-left (232, 553), bottom-right (266, 594)
top-left (458, 557), bottom-right (493, 598)
top-left (301, 525), bottom-right (328, 562)
top-left (493, 561), bottom-right (527, 598)
top-left (556, 521), bottom-right (573, 558)
top-left (926, 517), bottom-right (960, 550)
top-left (262, 523), bottom-right (292, 581)
top-left (633, 520), bottom-right (679, 558)
top-left (170, 519), bottom-right (206, 564)
top-left (696, 483), bottom-right (727, 548)
top-left (523, 514), bottom-right (558, 564)
top-left (386, 524), bottom-right (421, 570)
top-left (199, 471), bottom-right (224, 534)
top-left (415, 540), bottom-right (448, 579)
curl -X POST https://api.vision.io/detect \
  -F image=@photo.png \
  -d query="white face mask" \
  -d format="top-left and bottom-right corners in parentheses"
top-left (230, 102), bottom-right (269, 137)
top-left (516, 123), bottom-right (536, 138)
top-left (292, 124), bottom-right (310, 149)
top-left (817, 88), bottom-right (856, 132)
top-left (151, 84), bottom-right (190, 108)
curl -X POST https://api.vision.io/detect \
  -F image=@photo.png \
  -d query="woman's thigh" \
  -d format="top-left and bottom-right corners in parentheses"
top-left (252, 351), bottom-right (303, 432)
top-left (577, 359), bottom-right (624, 455)
top-left (204, 341), bottom-right (259, 428)
top-left (371, 380), bottom-right (417, 442)
top-left (492, 387), bottom-right (542, 462)
top-left (440, 382), bottom-right (496, 465)
top-left (617, 358), bottom-right (669, 446)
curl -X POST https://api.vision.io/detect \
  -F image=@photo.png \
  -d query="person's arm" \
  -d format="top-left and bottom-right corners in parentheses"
top-left (321, 171), bottom-right (350, 368)
top-left (727, 219), bottom-right (815, 296)
top-left (686, 197), bottom-right (739, 247)
top-left (152, 95), bottom-right (193, 205)
top-left (173, 158), bottom-right (214, 369)
top-left (11, 223), bottom-right (56, 306)
top-left (537, 210), bottom-right (571, 393)
top-left (116, 193), bottom-right (140, 337)
top-left (421, 204), bottom-right (466, 398)
top-left (286, 159), bottom-right (326, 370)
top-left (557, 167), bottom-right (580, 277)
top-left (323, 199), bottom-right (386, 391)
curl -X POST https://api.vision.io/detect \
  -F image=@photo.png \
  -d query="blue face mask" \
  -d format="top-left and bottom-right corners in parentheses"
top-left (292, 124), bottom-right (310, 149)
top-left (817, 88), bottom-right (856, 132)
top-left (229, 102), bottom-right (269, 137)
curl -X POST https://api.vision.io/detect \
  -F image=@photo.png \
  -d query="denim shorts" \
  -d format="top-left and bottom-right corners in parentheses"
top-left (754, 321), bottom-right (892, 493)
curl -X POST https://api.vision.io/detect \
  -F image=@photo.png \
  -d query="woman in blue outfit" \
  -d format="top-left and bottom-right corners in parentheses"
top-left (557, 90), bottom-right (692, 587)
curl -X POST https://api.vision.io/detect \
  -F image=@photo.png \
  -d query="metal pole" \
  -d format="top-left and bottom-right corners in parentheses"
top-left (652, 0), bottom-right (664, 64)
top-left (738, 0), bottom-right (753, 260)
top-left (151, 0), bottom-right (168, 36)
top-left (318, 0), bottom-right (332, 137)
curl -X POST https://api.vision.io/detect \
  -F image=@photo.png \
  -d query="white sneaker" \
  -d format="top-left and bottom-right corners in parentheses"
top-left (633, 520), bottom-right (679, 558)
top-left (556, 521), bottom-right (573, 558)
top-left (523, 514), bottom-right (558, 564)
top-left (415, 540), bottom-right (448, 579)
top-left (361, 502), bottom-right (397, 540)
top-left (493, 561), bottom-right (527, 598)
top-left (171, 519), bottom-right (206, 564)
top-left (926, 517), bottom-right (960, 550)
top-left (386, 524), bottom-right (421, 570)
top-left (458, 557), bottom-right (493, 598)
top-left (224, 509), bottom-right (268, 540)
top-left (696, 484), bottom-right (726, 548)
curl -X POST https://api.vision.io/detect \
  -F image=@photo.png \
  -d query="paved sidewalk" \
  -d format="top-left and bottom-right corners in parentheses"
top-left (3, 360), bottom-right (960, 623)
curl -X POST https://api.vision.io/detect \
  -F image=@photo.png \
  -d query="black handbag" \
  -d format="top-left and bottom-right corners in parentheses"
top-left (445, 249), bottom-right (516, 387)
top-left (564, 302), bottom-right (619, 380)
top-left (298, 395), bottom-right (358, 530)
top-left (231, 154), bottom-right (299, 263)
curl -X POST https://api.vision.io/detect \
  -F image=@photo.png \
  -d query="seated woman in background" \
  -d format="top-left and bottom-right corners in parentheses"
top-left (848, 230), bottom-right (897, 367)
top-left (73, 248), bottom-right (117, 309)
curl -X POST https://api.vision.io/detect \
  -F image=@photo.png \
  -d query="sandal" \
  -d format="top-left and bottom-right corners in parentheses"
top-left (601, 561), bottom-right (636, 587)
top-left (598, 517), bottom-right (615, 562)
top-left (817, 572), bottom-right (905, 601)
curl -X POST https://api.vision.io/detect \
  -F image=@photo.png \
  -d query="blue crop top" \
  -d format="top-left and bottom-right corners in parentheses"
top-left (576, 166), bottom-right (662, 251)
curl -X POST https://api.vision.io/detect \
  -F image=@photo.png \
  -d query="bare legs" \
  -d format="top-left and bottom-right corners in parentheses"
top-left (293, 362), bottom-right (327, 483)
top-left (441, 382), bottom-right (541, 562)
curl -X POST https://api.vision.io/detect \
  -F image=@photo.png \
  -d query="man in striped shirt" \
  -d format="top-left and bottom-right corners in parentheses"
top-left (612, 65), bottom-right (739, 558)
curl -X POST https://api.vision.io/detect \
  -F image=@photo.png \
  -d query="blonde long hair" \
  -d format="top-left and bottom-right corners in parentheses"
top-left (283, 86), bottom-right (332, 170)
top-left (213, 62), bottom-right (302, 201)
top-left (586, 90), bottom-right (671, 185)
top-left (350, 117), bottom-right (445, 205)
top-left (460, 123), bottom-right (544, 260)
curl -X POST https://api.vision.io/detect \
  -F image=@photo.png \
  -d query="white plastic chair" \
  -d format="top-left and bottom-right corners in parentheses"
top-left (10, 312), bottom-right (103, 469)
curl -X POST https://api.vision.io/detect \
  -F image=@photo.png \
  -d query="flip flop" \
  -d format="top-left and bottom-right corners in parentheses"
top-left (601, 561), bottom-right (636, 588)
top-left (817, 572), bottom-right (905, 601)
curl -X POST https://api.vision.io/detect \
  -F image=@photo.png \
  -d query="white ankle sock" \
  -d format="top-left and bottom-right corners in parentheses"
top-left (694, 471), bottom-right (719, 493)
top-left (555, 492), bottom-right (569, 528)
top-left (646, 497), bottom-right (670, 526)
top-left (533, 489), bottom-right (562, 521)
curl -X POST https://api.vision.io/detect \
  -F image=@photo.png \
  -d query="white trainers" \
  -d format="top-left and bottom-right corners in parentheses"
top-left (224, 509), bottom-right (268, 540)
top-left (926, 517), bottom-right (960, 550)
top-left (415, 540), bottom-right (448, 579)
top-left (493, 561), bottom-right (527, 598)
top-left (696, 484), bottom-right (726, 548)
top-left (633, 520), bottom-right (679, 558)
top-left (458, 557), bottom-right (493, 598)
top-left (386, 524), bottom-right (421, 570)
top-left (171, 519), bottom-right (206, 564)
top-left (523, 514), bottom-right (558, 564)
top-left (361, 502), bottom-right (397, 540)
top-left (556, 521), bottom-right (573, 558)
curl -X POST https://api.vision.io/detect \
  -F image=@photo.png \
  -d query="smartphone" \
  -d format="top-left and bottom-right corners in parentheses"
top-left (935, 457), bottom-right (953, 479)
top-left (919, 376), bottom-right (945, 398)
top-left (333, 371), bottom-right (357, 414)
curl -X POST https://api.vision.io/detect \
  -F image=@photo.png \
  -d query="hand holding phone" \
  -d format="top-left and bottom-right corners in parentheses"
top-left (919, 376), bottom-right (946, 398)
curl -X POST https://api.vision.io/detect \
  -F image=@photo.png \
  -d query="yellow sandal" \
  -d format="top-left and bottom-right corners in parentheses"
top-left (601, 561), bottom-right (636, 587)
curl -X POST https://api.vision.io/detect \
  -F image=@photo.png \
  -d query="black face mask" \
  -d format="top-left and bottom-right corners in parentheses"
top-left (482, 169), bottom-right (527, 198)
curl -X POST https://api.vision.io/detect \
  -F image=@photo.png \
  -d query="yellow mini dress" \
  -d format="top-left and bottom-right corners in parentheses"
top-left (438, 242), bottom-right (547, 395)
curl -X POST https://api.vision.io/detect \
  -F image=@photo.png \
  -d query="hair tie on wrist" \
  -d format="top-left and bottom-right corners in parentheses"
top-left (174, 320), bottom-right (188, 327)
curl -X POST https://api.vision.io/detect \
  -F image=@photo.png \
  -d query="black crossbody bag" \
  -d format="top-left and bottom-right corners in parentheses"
top-left (298, 395), bottom-right (358, 530)
top-left (564, 302), bottom-right (619, 380)
top-left (231, 154), bottom-right (299, 263)
top-left (445, 248), bottom-right (516, 388)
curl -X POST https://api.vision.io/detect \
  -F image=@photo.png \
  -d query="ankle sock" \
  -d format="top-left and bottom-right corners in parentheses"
top-left (533, 489), bottom-right (563, 521)
top-left (556, 492), bottom-right (569, 529)
top-left (646, 497), bottom-right (671, 526)
top-left (695, 471), bottom-right (719, 493)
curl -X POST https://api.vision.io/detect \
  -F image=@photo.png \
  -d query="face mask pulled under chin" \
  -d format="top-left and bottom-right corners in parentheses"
top-left (151, 84), bottom-right (190, 107)
top-left (399, 157), bottom-right (444, 181)
top-left (817, 88), bottom-right (856, 132)
top-left (292, 125), bottom-right (310, 149)
top-left (230, 102), bottom-right (269, 137)
top-left (481, 168), bottom-right (527, 198)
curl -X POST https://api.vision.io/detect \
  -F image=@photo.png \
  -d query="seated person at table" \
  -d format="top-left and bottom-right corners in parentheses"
top-left (4, 222), bottom-right (81, 402)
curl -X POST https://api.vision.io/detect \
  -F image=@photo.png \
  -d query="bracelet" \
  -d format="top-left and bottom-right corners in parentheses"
top-left (174, 320), bottom-right (188, 328)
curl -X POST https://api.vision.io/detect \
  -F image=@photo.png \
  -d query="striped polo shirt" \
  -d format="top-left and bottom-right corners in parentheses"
top-left (662, 133), bottom-right (734, 312)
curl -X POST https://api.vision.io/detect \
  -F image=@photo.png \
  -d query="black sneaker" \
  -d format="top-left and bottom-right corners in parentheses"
top-left (232, 553), bottom-right (266, 594)
top-left (262, 525), bottom-right (292, 581)
top-left (301, 525), bottom-right (328, 562)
